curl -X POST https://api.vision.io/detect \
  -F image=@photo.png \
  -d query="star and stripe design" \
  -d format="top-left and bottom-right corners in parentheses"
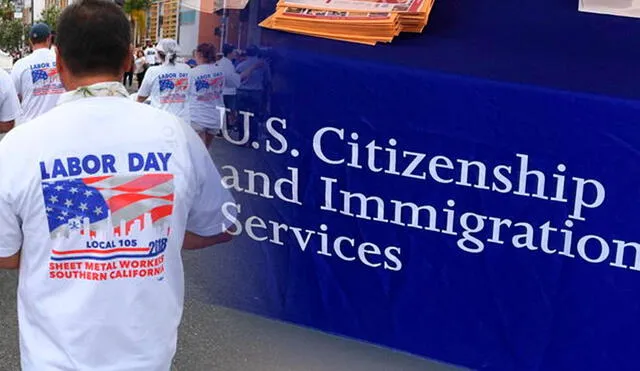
top-left (42, 174), bottom-right (174, 238)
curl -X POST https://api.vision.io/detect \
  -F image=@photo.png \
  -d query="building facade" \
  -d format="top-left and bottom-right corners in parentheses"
top-left (44, 0), bottom-right (71, 10)
top-left (25, 0), bottom-right (272, 56)
top-left (24, 0), bottom-right (46, 24)
top-left (147, 0), bottom-right (180, 43)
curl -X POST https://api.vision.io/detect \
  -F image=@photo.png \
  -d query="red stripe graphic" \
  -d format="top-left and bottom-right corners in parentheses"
top-left (52, 248), bottom-right (150, 255)
top-left (106, 193), bottom-right (174, 213)
top-left (83, 175), bottom-right (113, 185)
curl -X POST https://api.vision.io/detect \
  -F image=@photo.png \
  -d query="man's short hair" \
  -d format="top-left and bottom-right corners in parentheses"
top-left (246, 45), bottom-right (259, 57)
top-left (222, 43), bottom-right (236, 57)
top-left (56, 0), bottom-right (132, 77)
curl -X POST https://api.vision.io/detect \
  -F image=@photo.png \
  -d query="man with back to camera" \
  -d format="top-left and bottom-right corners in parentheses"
top-left (11, 23), bottom-right (64, 124)
top-left (0, 0), bottom-right (236, 370)
top-left (236, 45), bottom-right (270, 143)
top-left (217, 44), bottom-right (241, 135)
top-left (144, 38), bottom-right (160, 66)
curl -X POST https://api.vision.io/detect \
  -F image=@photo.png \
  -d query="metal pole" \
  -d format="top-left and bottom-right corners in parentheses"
top-left (219, 9), bottom-right (227, 50)
top-left (175, 0), bottom-right (181, 44)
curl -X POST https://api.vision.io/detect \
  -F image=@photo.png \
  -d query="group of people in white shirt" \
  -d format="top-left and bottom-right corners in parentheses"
top-left (0, 23), bottom-right (60, 138)
top-left (1, 22), bottom-right (263, 151)
top-left (134, 38), bottom-right (263, 148)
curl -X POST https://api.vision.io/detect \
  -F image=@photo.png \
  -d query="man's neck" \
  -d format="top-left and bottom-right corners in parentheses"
top-left (32, 44), bottom-right (49, 51)
top-left (64, 76), bottom-right (121, 91)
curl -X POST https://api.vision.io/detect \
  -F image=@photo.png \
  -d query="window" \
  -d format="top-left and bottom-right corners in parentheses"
top-left (179, 10), bottom-right (196, 25)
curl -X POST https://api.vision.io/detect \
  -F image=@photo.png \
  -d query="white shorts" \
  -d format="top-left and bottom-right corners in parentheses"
top-left (191, 122), bottom-right (219, 134)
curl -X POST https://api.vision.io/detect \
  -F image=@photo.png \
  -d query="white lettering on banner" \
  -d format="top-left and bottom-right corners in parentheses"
top-left (222, 202), bottom-right (403, 271)
top-left (312, 126), bottom-right (605, 221)
top-left (212, 111), bottom-right (639, 274)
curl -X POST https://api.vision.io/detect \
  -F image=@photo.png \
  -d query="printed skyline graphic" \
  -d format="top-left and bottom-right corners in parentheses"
top-left (42, 174), bottom-right (174, 239)
top-left (31, 66), bottom-right (64, 96)
top-left (50, 212), bottom-right (169, 261)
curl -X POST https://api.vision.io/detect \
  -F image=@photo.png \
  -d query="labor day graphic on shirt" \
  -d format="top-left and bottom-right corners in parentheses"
top-left (41, 152), bottom-right (174, 282)
top-left (158, 72), bottom-right (189, 104)
top-left (194, 72), bottom-right (224, 102)
top-left (30, 62), bottom-right (64, 96)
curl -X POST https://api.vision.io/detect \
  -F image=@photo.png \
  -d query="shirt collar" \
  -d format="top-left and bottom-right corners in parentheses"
top-left (32, 47), bottom-right (50, 54)
top-left (57, 81), bottom-right (129, 106)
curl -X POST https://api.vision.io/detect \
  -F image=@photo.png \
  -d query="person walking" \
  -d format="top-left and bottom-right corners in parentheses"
top-left (123, 45), bottom-right (134, 88)
top-left (137, 38), bottom-right (192, 122)
top-left (218, 44), bottom-right (240, 113)
top-left (11, 23), bottom-right (64, 124)
top-left (189, 43), bottom-right (226, 148)
top-left (144, 38), bottom-right (160, 66)
top-left (0, 1), bottom-right (235, 370)
top-left (217, 44), bottom-right (241, 135)
top-left (134, 49), bottom-right (147, 88)
top-left (235, 45), bottom-right (270, 143)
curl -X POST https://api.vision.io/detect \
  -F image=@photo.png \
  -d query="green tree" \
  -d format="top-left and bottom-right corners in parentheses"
top-left (123, 0), bottom-right (151, 42)
top-left (0, 0), bottom-right (23, 54)
top-left (0, 18), bottom-right (25, 53)
top-left (39, 5), bottom-right (61, 32)
top-left (0, 0), bottom-right (14, 21)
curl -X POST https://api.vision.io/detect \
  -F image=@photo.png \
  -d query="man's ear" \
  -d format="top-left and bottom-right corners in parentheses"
top-left (55, 51), bottom-right (63, 74)
top-left (123, 45), bottom-right (134, 71)
top-left (55, 51), bottom-right (69, 91)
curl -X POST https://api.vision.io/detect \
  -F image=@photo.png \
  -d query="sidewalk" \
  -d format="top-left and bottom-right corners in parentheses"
top-left (0, 141), bottom-right (466, 371)
top-left (0, 268), bottom-right (464, 371)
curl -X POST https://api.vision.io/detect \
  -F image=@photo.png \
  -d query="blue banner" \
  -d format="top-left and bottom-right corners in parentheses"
top-left (201, 49), bottom-right (640, 371)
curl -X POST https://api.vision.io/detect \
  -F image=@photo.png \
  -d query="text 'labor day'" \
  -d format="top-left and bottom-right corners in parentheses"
top-left (40, 152), bottom-right (172, 180)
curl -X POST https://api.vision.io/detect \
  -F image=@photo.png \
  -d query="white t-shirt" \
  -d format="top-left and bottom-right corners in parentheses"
top-left (189, 63), bottom-right (225, 129)
top-left (0, 84), bottom-right (235, 371)
top-left (0, 68), bottom-right (20, 122)
top-left (139, 63), bottom-right (191, 122)
top-left (134, 57), bottom-right (146, 74)
top-left (144, 47), bottom-right (159, 65)
top-left (11, 48), bottom-right (64, 124)
top-left (217, 57), bottom-right (241, 96)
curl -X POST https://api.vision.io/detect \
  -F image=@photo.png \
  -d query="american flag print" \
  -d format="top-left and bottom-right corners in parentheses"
top-left (159, 78), bottom-right (175, 92)
top-left (42, 173), bottom-right (174, 239)
top-left (195, 79), bottom-right (210, 92)
top-left (159, 77), bottom-right (189, 92)
top-left (32, 67), bottom-right (58, 83)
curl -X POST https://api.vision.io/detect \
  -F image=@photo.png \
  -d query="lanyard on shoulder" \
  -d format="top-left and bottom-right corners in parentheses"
top-left (57, 82), bottom-right (129, 106)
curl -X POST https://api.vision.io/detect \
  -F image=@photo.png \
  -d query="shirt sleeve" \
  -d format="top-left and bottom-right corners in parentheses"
top-left (223, 62), bottom-right (241, 89)
top-left (0, 72), bottom-right (20, 122)
top-left (0, 139), bottom-right (22, 257)
top-left (182, 121), bottom-right (236, 236)
top-left (0, 196), bottom-right (22, 257)
top-left (10, 62), bottom-right (22, 97)
top-left (188, 69), bottom-right (197, 97)
top-left (138, 67), bottom-right (155, 98)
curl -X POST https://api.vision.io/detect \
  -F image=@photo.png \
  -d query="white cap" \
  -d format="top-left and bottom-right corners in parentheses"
top-left (155, 38), bottom-right (180, 56)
